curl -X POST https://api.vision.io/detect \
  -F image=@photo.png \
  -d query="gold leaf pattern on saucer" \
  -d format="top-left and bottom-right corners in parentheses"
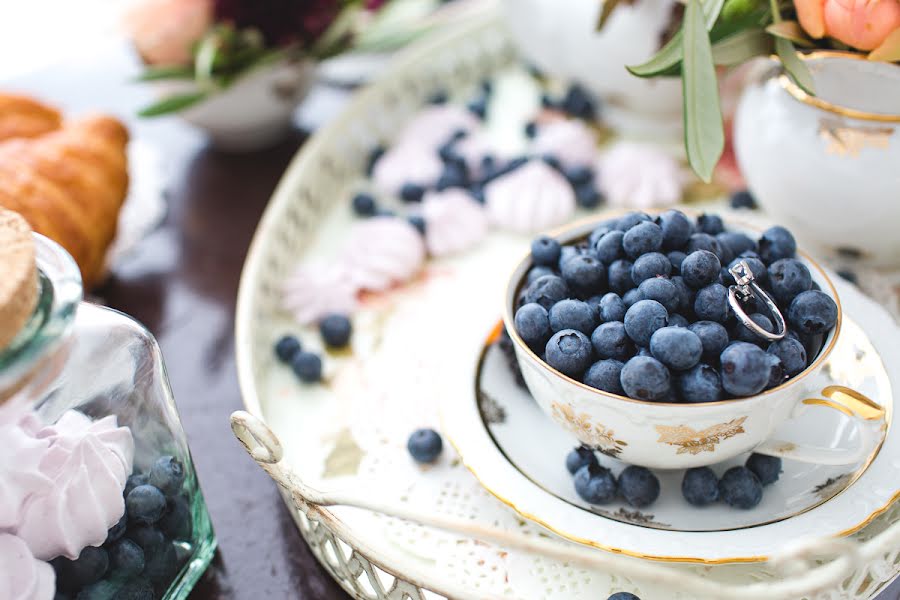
top-left (551, 402), bottom-right (628, 458)
top-left (655, 417), bottom-right (747, 455)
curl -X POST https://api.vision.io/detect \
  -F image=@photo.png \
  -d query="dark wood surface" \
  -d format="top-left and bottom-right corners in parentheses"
top-left (7, 40), bottom-right (899, 600)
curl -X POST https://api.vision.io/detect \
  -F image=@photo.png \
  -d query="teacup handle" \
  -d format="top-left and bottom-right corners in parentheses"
top-left (754, 385), bottom-right (885, 465)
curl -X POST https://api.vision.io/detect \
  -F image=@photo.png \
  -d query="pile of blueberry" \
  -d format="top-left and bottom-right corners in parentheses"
top-left (567, 445), bottom-right (781, 510)
top-left (52, 456), bottom-right (193, 600)
top-left (514, 210), bottom-right (839, 402)
top-left (274, 313), bottom-right (353, 384)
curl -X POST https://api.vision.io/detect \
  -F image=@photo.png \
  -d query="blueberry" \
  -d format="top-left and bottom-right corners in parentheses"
top-left (730, 189), bottom-right (757, 210)
top-left (607, 259), bottom-right (635, 294)
top-left (561, 83), bottom-right (596, 120)
top-left (588, 225), bottom-right (613, 248)
top-left (549, 299), bottom-right (597, 334)
top-left (688, 321), bottom-right (729, 360)
top-left (618, 466), bottom-right (660, 507)
top-left (681, 250), bottom-right (721, 289)
top-left (788, 290), bottom-right (838, 334)
top-left (407, 428), bottom-right (443, 463)
top-left (615, 211), bottom-right (652, 231)
top-left (575, 183), bottom-right (602, 208)
top-left (650, 327), bottom-right (702, 371)
top-left (469, 185), bottom-right (485, 204)
top-left (436, 162), bottom-right (469, 191)
top-left (399, 182), bottom-right (426, 203)
top-left (670, 276), bottom-right (692, 313)
top-left (622, 288), bottom-right (643, 308)
top-left (545, 330), bottom-right (594, 377)
top-left (542, 154), bottom-right (563, 171)
top-left (573, 463), bottom-right (618, 504)
top-left (562, 254), bottom-right (606, 297)
top-left (837, 269), bottom-right (858, 285)
top-left (697, 213), bottom-right (724, 235)
top-left (668, 251), bottom-right (687, 273)
top-left (746, 453), bottom-right (782, 486)
top-left (682, 467), bottom-right (720, 506)
top-left (565, 165), bottom-right (593, 186)
top-left (594, 230), bottom-right (625, 264)
top-left (733, 313), bottom-right (775, 344)
top-left (540, 93), bottom-right (555, 109)
top-left (798, 330), bottom-right (825, 360)
top-left (524, 275), bottom-right (569, 310)
top-left (60, 546), bottom-right (109, 589)
top-left (365, 145), bottom-right (385, 176)
top-left (676, 364), bottom-right (722, 403)
top-left (631, 252), bottom-right (671, 285)
top-left (767, 354), bottom-right (785, 388)
top-left (351, 192), bottom-right (377, 217)
top-left (668, 313), bottom-right (689, 328)
top-left (623, 299), bottom-right (668, 347)
top-left (127, 485), bottom-right (167, 524)
top-left (720, 342), bottom-right (777, 396)
top-left (767, 337), bottom-right (807, 376)
top-left (526, 266), bottom-right (555, 285)
top-left (407, 215), bottom-right (426, 235)
top-left (524, 120), bottom-right (538, 138)
top-left (112, 579), bottom-right (154, 600)
top-left (591, 321), bottom-right (633, 361)
top-left (608, 594), bottom-right (641, 600)
top-left (719, 466), bottom-right (763, 509)
top-left (717, 232), bottom-right (757, 256)
top-left (467, 96), bottom-right (488, 119)
top-left (159, 494), bottom-right (193, 540)
top-left (143, 542), bottom-right (178, 589)
top-left (620, 356), bottom-right (671, 401)
top-left (768, 258), bottom-right (812, 304)
top-left (566, 446), bottom-right (598, 474)
top-left (558, 245), bottom-right (580, 270)
top-left (637, 278), bottom-right (679, 313)
top-left (108, 539), bottom-right (145, 578)
top-left (291, 352), bottom-right (323, 383)
top-left (758, 226), bottom-right (796, 263)
top-left (106, 514), bottom-right (127, 544)
top-left (319, 314), bottom-right (353, 349)
top-left (636, 346), bottom-right (653, 357)
top-left (597, 292), bottom-right (627, 323)
top-left (657, 209), bottom-right (693, 250)
top-left (274, 335), bottom-right (301, 363)
top-left (531, 236), bottom-right (562, 267)
top-left (149, 456), bottom-right (185, 497)
top-left (515, 303), bottom-right (552, 350)
top-left (126, 525), bottom-right (165, 554)
top-left (622, 221), bottom-right (663, 258)
top-left (75, 579), bottom-right (125, 600)
top-left (583, 359), bottom-right (626, 394)
top-left (694, 283), bottom-right (730, 322)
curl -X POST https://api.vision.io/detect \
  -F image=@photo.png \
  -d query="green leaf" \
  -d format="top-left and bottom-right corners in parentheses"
top-left (138, 92), bottom-right (207, 118)
top-left (712, 28), bottom-right (772, 66)
top-left (765, 21), bottom-right (815, 47)
top-left (135, 65), bottom-right (195, 82)
top-left (596, 0), bottom-right (626, 30)
top-left (627, 0), bottom-right (726, 77)
top-left (775, 38), bottom-right (815, 94)
top-left (868, 27), bottom-right (900, 62)
top-left (682, 0), bottom-right (725, 183)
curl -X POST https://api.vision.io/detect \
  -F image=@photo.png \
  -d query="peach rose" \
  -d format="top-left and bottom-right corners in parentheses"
top-left (125, 0), bottom-right (213, 66)
top-left (794, 0), bottom-right (900, 50)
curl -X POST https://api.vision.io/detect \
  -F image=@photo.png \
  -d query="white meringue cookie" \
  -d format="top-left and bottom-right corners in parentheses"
top-left (530, 119), bottom-right (597, 168)
top-left (0, 425), bottom-right (51, 530)
top-left (0, 534), bottom-right (54, 600)
top-left (597, 142), bottom-right (687, 209)
top-left (282, 260), bottom-right (359, 326)
top-left (396, 105), bottom-right (480, 150)
top-left (421, 189), bottom-right (489, 257)
top-left (371, 140), bottom-right (444, 196)
top-left (485, 160), bottom-right (576, 233)
top-left (342, 217), bottom-right (426, 292)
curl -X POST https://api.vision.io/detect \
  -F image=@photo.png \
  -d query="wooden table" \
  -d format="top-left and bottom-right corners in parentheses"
top-left (7, 41), bottom-right (899, 600)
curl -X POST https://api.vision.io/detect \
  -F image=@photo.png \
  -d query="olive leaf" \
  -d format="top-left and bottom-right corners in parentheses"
top-left (775, 38), bottom-right (815, 93)
top-left (765, 21), bottom-right (815, 48)
top-left (682, 0), bottom-right (724, 183)
top-left (138, 92), bottom-right (207, 118)
top-left (135, 65), bottom-right (195, 82)
top-left (596, 0), bottom-right (627, 30)
top-left (712, 28), bottom-right (771, 66)
top-left (869, 28), bottom-right (900, 62)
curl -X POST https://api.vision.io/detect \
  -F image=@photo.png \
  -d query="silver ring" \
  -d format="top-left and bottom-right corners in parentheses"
top-left (727, 260), bottom-right (786, 342)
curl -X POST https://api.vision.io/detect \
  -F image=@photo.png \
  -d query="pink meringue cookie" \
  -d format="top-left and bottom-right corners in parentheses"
top-left (371, 140), bottom-right (444, 196)
top-left (342, 217), bottom-right (426, 292)
top-left (530, 119), bottom-right (598, 168)
top-left (282, 260), bottom-right (359, 326)
top-left (396, 105), bottom-right (480, 150)
top-left (421, 189), bottom-right (489, 257)
top-left (485, 160), bottom-right (576, 233)
top-left (0, 426), bottom-right (51, 530)
top-left (0, 534), bottom-right (54, 600)
top-left (597, 142), bottom-right (687, 209)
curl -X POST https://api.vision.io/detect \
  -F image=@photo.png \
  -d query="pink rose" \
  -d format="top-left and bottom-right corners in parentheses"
top-left (794, 0), bottom-right (900, 50)
top-left (125, 0), bottom-right (213, 66)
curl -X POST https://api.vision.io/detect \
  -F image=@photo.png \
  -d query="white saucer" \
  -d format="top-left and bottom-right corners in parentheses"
top-left (442, 277), bottom-right (898, 562)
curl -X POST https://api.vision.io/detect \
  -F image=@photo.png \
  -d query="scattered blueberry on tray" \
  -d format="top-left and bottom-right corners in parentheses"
top-left (608, 593), bottom-right (641, 600)
top-left (408, 429), bottom-right (443, 464)
top-left (514, 210), bottom-right (839, 402)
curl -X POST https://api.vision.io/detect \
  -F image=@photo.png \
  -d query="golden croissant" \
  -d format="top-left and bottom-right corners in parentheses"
top-left (0, 98), bottom-right (129, 288)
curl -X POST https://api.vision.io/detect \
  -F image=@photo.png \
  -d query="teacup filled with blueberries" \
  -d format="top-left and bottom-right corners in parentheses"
top-left (502, 210), bottom-right (880, 482)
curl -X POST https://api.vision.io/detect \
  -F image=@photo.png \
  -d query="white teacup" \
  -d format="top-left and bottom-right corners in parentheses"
top-left (503, 218), bottom-right (884, 470)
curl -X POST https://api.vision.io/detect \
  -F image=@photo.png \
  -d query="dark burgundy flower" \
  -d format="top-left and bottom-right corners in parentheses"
top-left (214, 0), bottom-right (341, 47)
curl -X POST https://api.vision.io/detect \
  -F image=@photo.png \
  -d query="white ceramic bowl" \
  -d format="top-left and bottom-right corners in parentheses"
top-left (734, 53), bottom-right (900, 266)
top-left (502, 217), bottom-right (885, 470)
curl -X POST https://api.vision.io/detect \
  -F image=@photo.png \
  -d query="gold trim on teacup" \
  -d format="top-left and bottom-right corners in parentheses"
top-left (777, 51), bottom-right (900, 124)
top-left (502, 211), bottom-right (844, 409)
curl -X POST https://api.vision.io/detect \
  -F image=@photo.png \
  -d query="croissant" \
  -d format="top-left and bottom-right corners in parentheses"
top-left (0, 94), bottom-right (61, 141)
top-left (0, 115), bottom-right (129, 287)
